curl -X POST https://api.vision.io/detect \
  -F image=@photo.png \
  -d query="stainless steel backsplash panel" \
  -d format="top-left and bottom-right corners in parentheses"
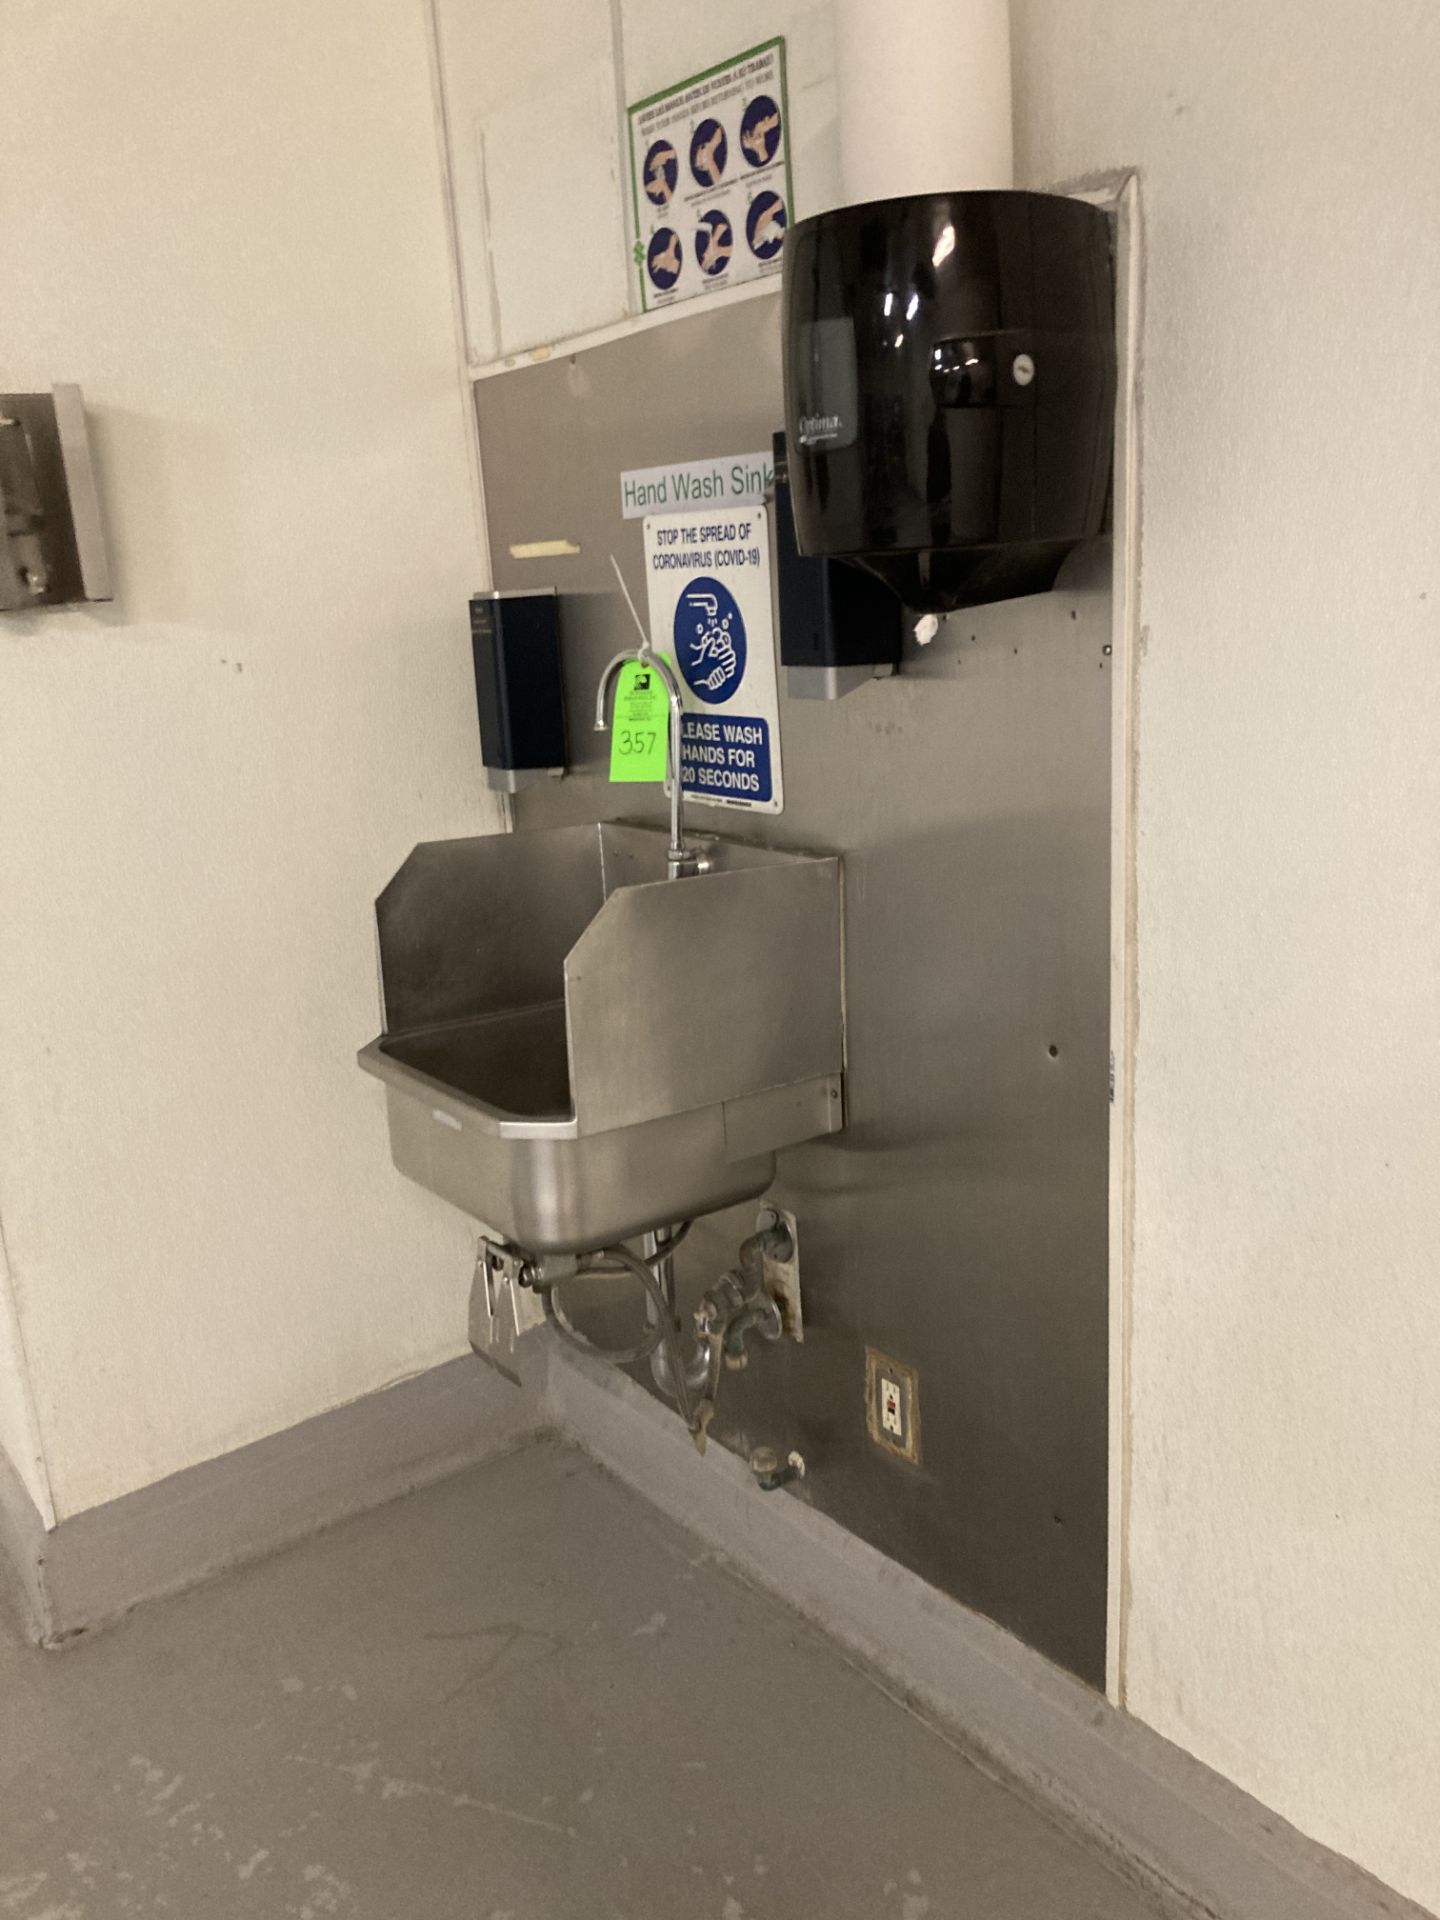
top-left (475, 290), bottom-right (1112, 1685)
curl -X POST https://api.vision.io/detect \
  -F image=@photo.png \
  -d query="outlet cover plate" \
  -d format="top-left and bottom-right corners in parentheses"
top-left (865, 1347), bottom-right (920, 1465)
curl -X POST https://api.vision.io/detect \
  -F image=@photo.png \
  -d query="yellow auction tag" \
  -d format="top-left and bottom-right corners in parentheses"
top-left (608, 658), bottom-right (671, 783)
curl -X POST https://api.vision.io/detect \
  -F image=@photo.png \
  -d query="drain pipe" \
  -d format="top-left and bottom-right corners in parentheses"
top-left (644, 1224), bottom-right (709, 1404)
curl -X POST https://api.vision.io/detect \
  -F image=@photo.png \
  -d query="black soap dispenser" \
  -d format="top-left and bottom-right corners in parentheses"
top-left (468, 588), bottom-right (569, 791)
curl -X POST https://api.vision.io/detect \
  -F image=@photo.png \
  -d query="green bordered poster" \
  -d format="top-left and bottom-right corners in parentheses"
top-left (627, 39), bottom-right (793, 314)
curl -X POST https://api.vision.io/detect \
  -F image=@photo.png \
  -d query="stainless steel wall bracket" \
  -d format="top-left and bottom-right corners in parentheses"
top-left (468, 1238), bottom-right (547, 1374)
top-left (1, 385), bottom-right (112, 612)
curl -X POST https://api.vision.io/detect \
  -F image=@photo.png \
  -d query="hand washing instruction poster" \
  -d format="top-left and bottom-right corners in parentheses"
top-left (643, 508), bottom-right (783, 814)
top-left (628, 39), bottom-right (792, 313)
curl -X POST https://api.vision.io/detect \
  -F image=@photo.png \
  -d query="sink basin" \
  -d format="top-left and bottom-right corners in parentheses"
top-left (359, 823), bottom-right (844, 1253)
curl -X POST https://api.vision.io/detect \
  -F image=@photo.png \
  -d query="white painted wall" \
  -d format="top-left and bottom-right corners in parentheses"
top-left (432, 0), bottom-right (630, 362)
top-left (1011, 0), bottom-right (1440, 1909)
top-left (433, 0), bottom-right (839, 363)
top-left (0, 0), bottom-right (503, 1520)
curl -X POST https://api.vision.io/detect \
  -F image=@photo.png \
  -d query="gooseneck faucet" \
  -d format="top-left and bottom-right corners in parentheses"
top-left (594, 649), bottom-right (703, 879)
top-left (596, 555), bottom-right (708, 881)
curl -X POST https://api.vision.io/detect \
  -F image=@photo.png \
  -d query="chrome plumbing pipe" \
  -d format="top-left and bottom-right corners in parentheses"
top-left (643, 1224), bottom-right (709, 1404)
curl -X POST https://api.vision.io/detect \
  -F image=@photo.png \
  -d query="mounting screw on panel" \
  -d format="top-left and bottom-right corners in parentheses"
top-left (865, 1347), bottom-right (920, 1465)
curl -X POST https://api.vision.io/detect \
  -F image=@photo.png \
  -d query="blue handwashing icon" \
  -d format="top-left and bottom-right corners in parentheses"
top-left (675, 577), bottom-right (747, 704)
top-left (689, 117), bottom-right (728, 188)
top-left (746, 191), bottom-right (787, 261)
top-left (643, 139), bottom-right (678, 207)
top-left (739, 94), bottom-right (783, 168)
top-left (696, 209), bottom-right (734, 277)
top-left (646, 227), bottom-right (683, 291)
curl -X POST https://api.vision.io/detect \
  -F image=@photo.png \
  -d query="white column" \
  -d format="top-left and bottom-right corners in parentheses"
top-left (835, 0), bottom-right (1014, 205)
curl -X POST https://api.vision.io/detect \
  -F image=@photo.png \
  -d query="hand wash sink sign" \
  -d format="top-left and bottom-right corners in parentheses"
top-left (643, 506), bottom-right (784, 814)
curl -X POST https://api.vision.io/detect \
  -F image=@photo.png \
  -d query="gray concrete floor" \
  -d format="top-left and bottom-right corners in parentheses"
top-left (0, 1440), bottom-right (1164, 1919)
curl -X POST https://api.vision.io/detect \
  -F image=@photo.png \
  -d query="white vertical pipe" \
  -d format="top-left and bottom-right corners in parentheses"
top-left (835, 0), bottom-right (1014, 206)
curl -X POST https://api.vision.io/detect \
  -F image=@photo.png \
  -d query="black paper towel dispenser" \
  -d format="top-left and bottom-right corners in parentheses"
top-left (781, 190), bottom-right (1115, 612)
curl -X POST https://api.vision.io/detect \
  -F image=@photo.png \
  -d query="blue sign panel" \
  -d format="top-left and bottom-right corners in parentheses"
top-left (642, 139), bottom-right (678, 206)
top-left (674, 576), bottom-right (747, 703)
top-left (689, 116), bottom-right (728, 188)
top-left (746, 191), bottom-right (787, 260)
top-left (739, 94), bottom-right (783, 168)
top-left (695, 209), bottom-right (734, 277)
top-left (680, 713), bottom-right (773, 804)
top-left (646, 227), bottom-right (683, 290)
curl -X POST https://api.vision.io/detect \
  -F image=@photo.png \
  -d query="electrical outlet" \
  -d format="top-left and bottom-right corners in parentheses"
top-left (865, 1347), bottom-right (920, 1464)
top-left (880, 1375), bottom-right (904, 1438)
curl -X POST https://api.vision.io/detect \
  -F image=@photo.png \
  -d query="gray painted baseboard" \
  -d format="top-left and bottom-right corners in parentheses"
top-left (542, 1344), bottom-right (1432, 1920)
top-left (0, 1351), bottom-right (544, 1647)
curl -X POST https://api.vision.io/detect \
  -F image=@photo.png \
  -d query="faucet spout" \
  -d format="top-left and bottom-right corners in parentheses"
top-left (593, 652), bottom-right (630, 734)
top-left (594, 647), bottom-right (706, 880)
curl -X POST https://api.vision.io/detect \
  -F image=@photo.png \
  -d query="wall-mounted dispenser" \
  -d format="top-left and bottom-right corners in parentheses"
top-left (773, 429), bottom-right (903, 699)
top-left (781, 190), bottom-right (1115, 613)
top-left (468, 587), bottom-right (568, 792)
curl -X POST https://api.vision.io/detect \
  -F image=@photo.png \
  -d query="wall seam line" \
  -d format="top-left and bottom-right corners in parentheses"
top-left (1098, 167), bottom-right (1145, 1709)
top-left (421, 0), bottom-right (493, 585)
top-left (1114, 171), bottom-right (1145, 1713)
top-left (607, 0), bottom-right (635, 318)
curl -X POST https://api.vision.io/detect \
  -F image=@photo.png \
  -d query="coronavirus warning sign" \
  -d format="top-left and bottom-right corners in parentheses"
top-left (642, 507), bottom-right (783, 815)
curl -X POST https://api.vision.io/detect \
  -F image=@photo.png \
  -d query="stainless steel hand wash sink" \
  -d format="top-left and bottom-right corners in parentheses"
top-left (358, 823), bottom-right (844, 1254)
